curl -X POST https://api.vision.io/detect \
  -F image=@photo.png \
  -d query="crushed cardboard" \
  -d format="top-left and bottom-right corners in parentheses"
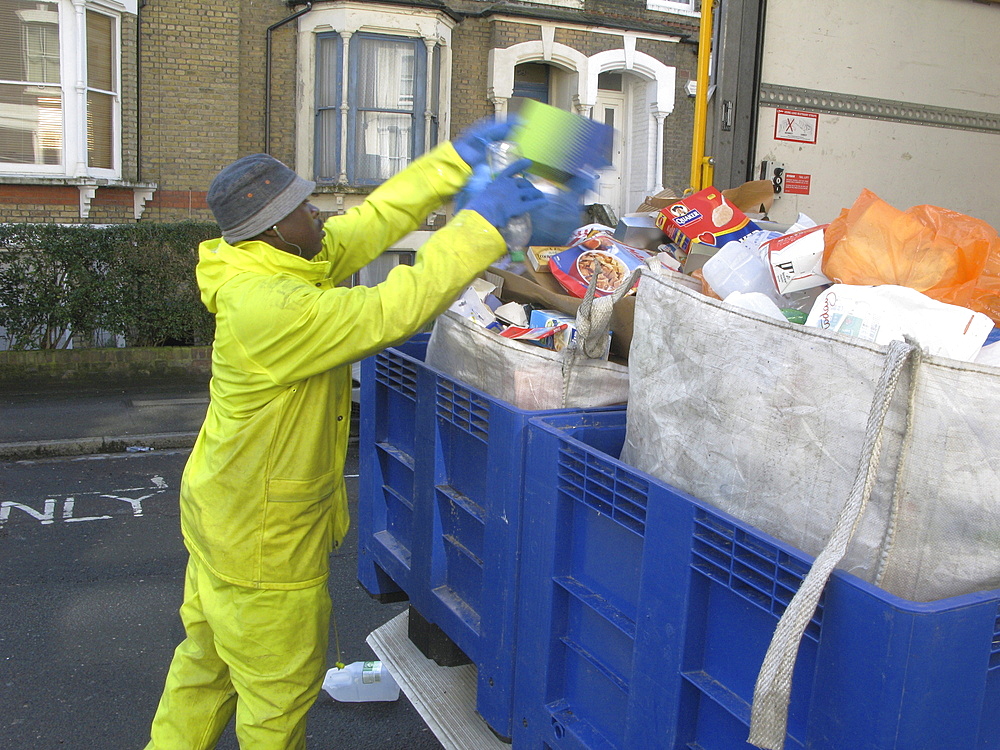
top-left (721, 179), bottom-right (776, 215)
top-left (488, 265), bottom-right (635, 362)
top-left (635, 189), bottom-right (681, 213)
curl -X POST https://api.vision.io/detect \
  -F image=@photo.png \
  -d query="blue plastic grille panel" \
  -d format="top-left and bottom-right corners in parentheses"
top-left (374, 350), bottom-right (418, 401)
top-left (435, 378), bottom-right (489, 444)
top-left (691, 508), bottom-right (823, 642)
top-left (555, 443), bottom-right (648, 537)
top-left (990, 604), bottom-right (1000, 670)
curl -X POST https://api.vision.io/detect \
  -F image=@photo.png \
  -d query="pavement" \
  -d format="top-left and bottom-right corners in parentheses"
top-left (0, 364), bottom-right (364, 460)
top-left (0, 376), bottom-right (213, 460)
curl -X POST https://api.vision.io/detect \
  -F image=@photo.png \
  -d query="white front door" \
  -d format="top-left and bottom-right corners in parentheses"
top-left (592, 92), bottom-right (626, 219)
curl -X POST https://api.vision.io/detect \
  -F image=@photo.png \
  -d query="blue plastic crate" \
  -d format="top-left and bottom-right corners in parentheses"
top-left (514, 410), bottom-right (1000, 750)
top-left (357, 335), bottom-right (430, 601)
top-left (357, 335), bottom-right (619, 739)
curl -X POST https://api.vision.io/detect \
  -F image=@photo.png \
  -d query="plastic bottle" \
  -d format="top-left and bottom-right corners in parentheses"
top-left (702, 237), bottom-right (783, 304)
top-left (322, 660), bottom-right (400, 702)
top-left (486, 140), bottom-right (532, 268)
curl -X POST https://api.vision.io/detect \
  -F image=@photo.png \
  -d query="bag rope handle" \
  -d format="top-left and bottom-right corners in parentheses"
top-left (748, 338), bottom-right (916, 749)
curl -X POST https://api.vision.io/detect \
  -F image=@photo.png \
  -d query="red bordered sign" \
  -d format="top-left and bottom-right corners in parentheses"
top-left (774, 109), bottom-right (818, 144)
top-left (783, 173), bottom-right (811, 195)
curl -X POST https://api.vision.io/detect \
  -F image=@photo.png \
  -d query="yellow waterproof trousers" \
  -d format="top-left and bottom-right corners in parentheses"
top-left (144, 554), bottom-right (331, 749)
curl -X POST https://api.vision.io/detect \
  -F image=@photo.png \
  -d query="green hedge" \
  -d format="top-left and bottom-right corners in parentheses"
top-left (0, 222), bottom-right (219, 350)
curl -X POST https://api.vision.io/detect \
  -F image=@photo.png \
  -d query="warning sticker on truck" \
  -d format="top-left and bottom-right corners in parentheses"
top-left (774, 109), bottom-right (818, 144)
top-left (783, 173), bottom-right (811, 194)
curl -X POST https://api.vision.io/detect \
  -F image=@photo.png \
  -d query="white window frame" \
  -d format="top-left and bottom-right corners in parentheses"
top-left (0, 0), bottom-right (133, 179)
top-left (647, 0), bottom-right (700, 17)
top-left (295, 4), bottom-right (455, 186)
top-left (520, 0), bottom-right (583, 8)
top-left (488, 31), bottom-right (678, 218)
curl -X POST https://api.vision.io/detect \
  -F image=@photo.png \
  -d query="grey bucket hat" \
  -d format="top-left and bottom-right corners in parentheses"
top-left (206, 154), bottom-right (316, 244)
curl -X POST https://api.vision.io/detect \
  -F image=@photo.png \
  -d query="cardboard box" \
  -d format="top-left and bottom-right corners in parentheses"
top-left (494, 301), bottom-right (531, 327)
top-left (634, 189), bottom-right (680, 213)
top-left (528, 309), bottom-right (576, 353)
top-left (527, 246), bottom-right (567, 273)
top-left (655, 187), bottom-right (761, 274)
top-left (516, 263), bottom-right (574, 296)
top-left (447, 281), bottom-right (498, 327)
top-left (764, 224), bottom-right (831, 294)
top-left (528, 308), bottom-right (611, 358)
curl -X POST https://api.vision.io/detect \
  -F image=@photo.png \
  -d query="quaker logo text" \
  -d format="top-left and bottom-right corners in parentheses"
top-left (674, 209), bottom-right (703, 226)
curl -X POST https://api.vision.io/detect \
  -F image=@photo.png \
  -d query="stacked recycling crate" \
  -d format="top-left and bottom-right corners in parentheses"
top-left (513, 410), bottom-right (1000, 750)
top-left (356, 336), bottom-right (427, 602)
top-left (357, 335), bottom-right (616, 740)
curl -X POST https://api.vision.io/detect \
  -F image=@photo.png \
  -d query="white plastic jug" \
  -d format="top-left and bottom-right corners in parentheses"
top-left (702, 236), bottom-right (782, 304)
top-left (322, 660), bottom-right (400, 702)
top-left (723, 291), bottom-right (786, 321)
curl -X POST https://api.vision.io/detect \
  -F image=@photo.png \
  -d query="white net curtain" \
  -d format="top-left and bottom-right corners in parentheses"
top-left (0, 0), bottom-right (62, 166)
top-left (353, 35), bottom-right (415, 182)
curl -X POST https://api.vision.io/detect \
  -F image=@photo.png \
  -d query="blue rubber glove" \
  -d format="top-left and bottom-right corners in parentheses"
top-left (465, 158), bottom-right (547, 230)
top-left (453, 117), bottom-right (519, 169)
top-left (563, 169), bottom-right (599, 196)
top-left (454, 163), bottom-right (492, 213)
top-left (528, 189), bottom-right (586, 246)
top-left (525, 170), bottom-right (597, 245)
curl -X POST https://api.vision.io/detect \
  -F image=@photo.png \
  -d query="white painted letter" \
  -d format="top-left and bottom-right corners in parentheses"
top-left (1, 498), bottom-right (57, 525)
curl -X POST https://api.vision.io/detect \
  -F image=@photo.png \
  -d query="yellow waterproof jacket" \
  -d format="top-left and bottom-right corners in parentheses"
top-left (180, 142), bottom-right (505, 590)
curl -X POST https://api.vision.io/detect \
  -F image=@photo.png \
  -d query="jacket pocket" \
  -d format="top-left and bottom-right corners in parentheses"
top-left (262, 470), bottom-right (339, 585)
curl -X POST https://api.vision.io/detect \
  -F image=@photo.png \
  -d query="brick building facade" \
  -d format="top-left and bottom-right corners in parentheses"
top-left (0, 0), bottom-right (700, 229)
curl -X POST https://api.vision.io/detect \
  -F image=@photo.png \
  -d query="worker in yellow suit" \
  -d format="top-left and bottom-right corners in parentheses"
top-left (143, 120), bottom-right (544, 749)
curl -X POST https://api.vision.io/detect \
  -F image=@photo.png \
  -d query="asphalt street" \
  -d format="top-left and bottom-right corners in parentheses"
top-left (0, 444), bottom-right (444, 750)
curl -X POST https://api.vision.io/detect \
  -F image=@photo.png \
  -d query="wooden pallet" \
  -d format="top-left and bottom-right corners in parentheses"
top-left (367, 611), bottom-right (509, 750)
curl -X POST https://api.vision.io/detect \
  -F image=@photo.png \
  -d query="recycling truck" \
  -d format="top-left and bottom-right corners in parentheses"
top-left (705, 0), bottom-right (1000, 228)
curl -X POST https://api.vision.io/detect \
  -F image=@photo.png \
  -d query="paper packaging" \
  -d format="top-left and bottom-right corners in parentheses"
top-left (528, 308), bottom-right (611, 358)
top-left (498, 323), bottom-right (567, 345)
top-left (805, 284), bottom-right (995, 362)
top-left (549, 234), bottom-right (649, 299)
top-left (720, 179), bottom-right (776, 215)
top-left (527, 246), bottom-right (567, 273)
top-left (447, 283), bottom-right (497, 327)
top-left (634, 189), bottom-right (680, 213)
top-left (636, 181), bottom-right (774, 217)
top-left (765, 224), bottom-right (831, 293)
top-left (655, 187), bottom-right (760, 274)
top-left (528, 309), bottom-right (576, 353)
top-left (486, 266), bottom-right (636, 361)
top-left (494, 301), bottom-right (530, 327)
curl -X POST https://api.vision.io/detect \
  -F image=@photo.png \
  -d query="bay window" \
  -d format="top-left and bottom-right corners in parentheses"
top-left (0, 0), bottom-right (124, 178)
top-left (315, 31), bottom-right (430, 186)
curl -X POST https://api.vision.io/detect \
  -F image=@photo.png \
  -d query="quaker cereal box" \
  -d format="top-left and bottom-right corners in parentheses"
top-left (655, 187), bottom-right (760, 273)
top-left (549, 233), bottom-right (649, 299)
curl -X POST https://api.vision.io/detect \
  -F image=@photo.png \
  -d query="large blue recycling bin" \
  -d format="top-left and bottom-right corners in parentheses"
top-left (514, 410), bottom-right (1000, 750)
top-left (357, 335), bottom-right (619, 739)
top-left (356, 336), bottom-right (427, 603)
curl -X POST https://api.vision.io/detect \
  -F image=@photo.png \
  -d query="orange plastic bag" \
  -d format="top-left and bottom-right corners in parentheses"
top-left (970, 239), bottom-right (1000, 325)
top-left (823, 189), bottom-right (999, 311)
